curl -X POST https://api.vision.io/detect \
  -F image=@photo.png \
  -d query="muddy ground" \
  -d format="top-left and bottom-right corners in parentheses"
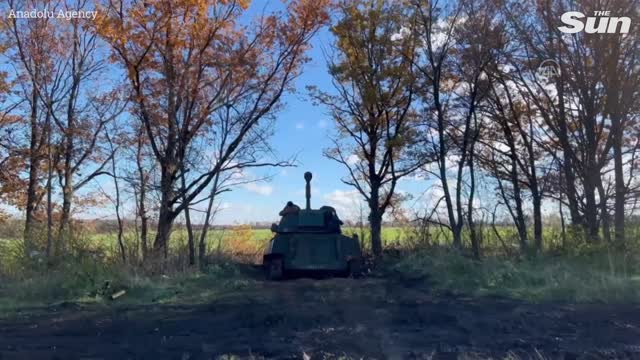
top-left (1, 273), bottom-right (640, 360)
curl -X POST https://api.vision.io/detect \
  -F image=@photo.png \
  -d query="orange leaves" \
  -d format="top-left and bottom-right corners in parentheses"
top-left (0, 145), bottom-right (28, 210)
top-left (235, 0), bottom-right (251, 10)
top-left (289, 0), bottom-right (331, 26)
top-left (94, 11), bottom-right (127, 50)
top-left (280, 0), bottom-right (330, 45)
top-left (94, 0), bottom-right (328, 218)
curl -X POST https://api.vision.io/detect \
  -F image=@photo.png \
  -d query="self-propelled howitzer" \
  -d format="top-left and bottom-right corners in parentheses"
top-left (262, 172), bottom-right (363, 280)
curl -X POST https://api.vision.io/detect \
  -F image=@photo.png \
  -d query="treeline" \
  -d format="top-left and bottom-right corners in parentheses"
top-left (0, 0), bottom-right (638, 266)
top-left (313, 0), bottom-right (639, 257)
top-left (0, 0), bottom-right (330, 265)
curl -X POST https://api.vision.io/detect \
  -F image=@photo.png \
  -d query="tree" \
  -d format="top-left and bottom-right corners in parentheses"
top-left (3, 0), bottom-right (57, 254)
top-left (0, 39), bottom-right (21, 209)
top-left (502, 0), bottom-right (639, 244)
top-left (4, 0), bottom-right (123, 255)
top-left (479, 60), bottom-right (551, 253)
top-left (126, 123), bottom-right (154, 261)
top-left (0, 75), bottom-right (23, 219)
top-left (97, 0), bottom-right (330, 256)
top-left (410, 0), bottom-right (500, 250)
top-left (105, 127), bottom-right (126, 263)
top-left (51, 20), bottom-right (123, 251)
top-left (597, 0), bottom-right (640, 244)
top-left (311, 0), bottom-right (424, 257)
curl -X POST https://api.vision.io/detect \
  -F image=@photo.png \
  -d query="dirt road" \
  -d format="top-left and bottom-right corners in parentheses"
top-left (1, 275), bottom-right (640, 359)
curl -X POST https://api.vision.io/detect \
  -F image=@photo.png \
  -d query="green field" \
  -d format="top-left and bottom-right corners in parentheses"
top-left (86, 226), bottom-right (409, 259)
top-left (0, 223), bottom-right (589, 266)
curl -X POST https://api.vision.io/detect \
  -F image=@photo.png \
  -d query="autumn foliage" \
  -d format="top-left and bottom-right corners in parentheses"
top-left (95, 0), bottom-right (329, 257)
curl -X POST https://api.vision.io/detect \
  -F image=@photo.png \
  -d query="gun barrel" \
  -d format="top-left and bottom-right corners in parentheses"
top-left (304, 172), bottom-right (312, 210)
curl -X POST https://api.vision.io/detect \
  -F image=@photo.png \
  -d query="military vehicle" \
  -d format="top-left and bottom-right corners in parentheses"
top-left (262, 172), bottom-right (363, 280)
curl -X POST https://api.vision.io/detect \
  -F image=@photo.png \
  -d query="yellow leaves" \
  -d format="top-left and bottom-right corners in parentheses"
top-left (238, 0), bottom-right (251, 10)
top-left (93, 7), bottom-right (128, 48)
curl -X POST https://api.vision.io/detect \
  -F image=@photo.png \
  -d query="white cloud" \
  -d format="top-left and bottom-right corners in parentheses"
top-left (346, 154), bottom-right (360, 165)
top-left (421, 154), bottom-right (460, 175)
top-left (323, 189), bottom-right (366, 221)
top-left (317, 119), bottom-right (328, 129)
top-left (391, 26), bottom-right (410, 41)
top-left (243, 182), bottom-right (273, 196)
top-left (295, 122), bottom-right (304, 130)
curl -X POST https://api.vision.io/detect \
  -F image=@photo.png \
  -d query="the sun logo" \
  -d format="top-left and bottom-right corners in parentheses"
top-left (558, 11), bottom-right (631, 34)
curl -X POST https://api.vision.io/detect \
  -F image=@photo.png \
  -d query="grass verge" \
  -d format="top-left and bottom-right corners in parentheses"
top-left (388, 246), bottom-right (640, 303)
top-left (0, 256), bottom-right (259, 315)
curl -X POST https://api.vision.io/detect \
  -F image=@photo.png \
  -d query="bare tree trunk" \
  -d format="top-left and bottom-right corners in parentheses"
top-left (155, 212), bottom-right (173, 258)
top-left (108, 133), bottom-right (125, 263)
top-left (506, 149), bottom-right (528, 252)
top-left (198, 171), bottom-right (222, 266)
top-left (602, 37), bottom-right (626, 246)
top-left (180, 168), bottom-right (195, 266)
top-left (58, 153), bottom-right (73, 253)
top-left (369, 179), bottom-right (383, 257)
top-left (24, 85), bottom-right (40, 256)
top-left (198, 199), bottom-right (214, 267)
top-left (555, 78), bottom-right (583, 228)
top-left (154, 166), bottom-right (176, 258)
top-left (613, 124), bottom-right (626, 244)
top-left (155, 208), bottom-right (173, 259)
top-left (45, 119), bottom-right (54, 259)
top-left (57, 21), bottom-right (81, 254)
top-left (436, 107), bottom-right (461, 248)
top-left (135, 135), bottom-right (148, 261)
top-left (359, 203), bottom-right (366, 253)
top-left (370, 210), bottom-right (383, 257)
top-left (467, 115), bottom-right (480, 259)
top-left (532, 189), bottom-right (543, 253)
top-left (527, 118), bottom-right (542, 253)
top-left (467, 153), bottom-right (479, 259)
top-left (583, 171), bottom-right (600, 243)
top-left (492, 87), bottom-right (529, 252)
top-left (139, 196), bottom-right (148, 260)
top-left (559, 199), bottom-right (567, 251)
top-left (597, 180), bottom-right (611, 243)
top-left (491, 153), bottom-right (527, 253)
top-left (133, 187), bottom-right (140, 262)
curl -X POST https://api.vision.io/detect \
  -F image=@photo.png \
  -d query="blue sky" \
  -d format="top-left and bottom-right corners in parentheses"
top-left (208, 10), bottom-right (362, 224)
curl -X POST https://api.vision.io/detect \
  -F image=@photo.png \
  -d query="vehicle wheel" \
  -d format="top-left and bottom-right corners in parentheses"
top-left (265, 257), bottom-right (284, 281)
top-left (347, 258), bottom-right (363, 278)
